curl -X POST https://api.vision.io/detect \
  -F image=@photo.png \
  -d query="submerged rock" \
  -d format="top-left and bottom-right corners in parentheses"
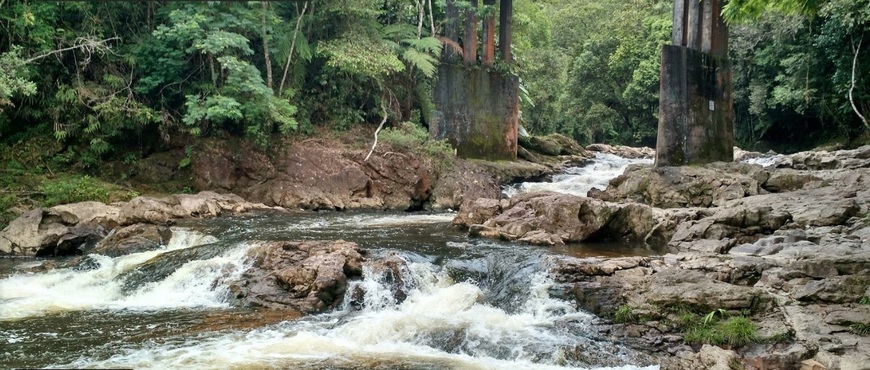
top-left (229, 240), bottom-right (364, 313)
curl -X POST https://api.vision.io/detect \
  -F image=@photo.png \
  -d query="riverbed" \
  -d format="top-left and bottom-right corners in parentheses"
top-left (1, 154), bottom-right (663, 370)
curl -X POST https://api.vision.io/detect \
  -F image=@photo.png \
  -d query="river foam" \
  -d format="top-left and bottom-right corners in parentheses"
top-left (61, 257), bottom-right (657, 370)
top-left (504, 153), bottom-right (653, 198)
top-left (0, 228), bottom-right (245, 320)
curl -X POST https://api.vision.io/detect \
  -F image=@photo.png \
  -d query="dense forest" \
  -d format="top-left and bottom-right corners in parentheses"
top-left (0, 0), bottom-right (868, 166)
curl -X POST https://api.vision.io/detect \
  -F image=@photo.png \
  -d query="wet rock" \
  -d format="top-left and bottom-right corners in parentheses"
top-left (519, 134), bottom-right (589, 157)
top-left (231, 240), bottom-right (364, 313)
top-left (350, 253), bottom-right (413, 310)
top-left (452, 198), bottom-right (505, 228)
top-left (586, 143), bottom-right (655, 159)
top-left (464, 191), bottom-right (617, 245)
top-left (92, 224), bottom-right (172, 257)
top-left (0, 208), bottom-right (107, 257)
top-left (0, 191), bottom-right (277, 257)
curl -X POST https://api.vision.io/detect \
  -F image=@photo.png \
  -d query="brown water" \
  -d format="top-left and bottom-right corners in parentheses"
top-left (0, 210), bottom-right (663, 370)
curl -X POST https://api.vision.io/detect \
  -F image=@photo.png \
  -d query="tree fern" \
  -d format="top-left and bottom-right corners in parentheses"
top-left (402, 49), bottom-right (438, 78)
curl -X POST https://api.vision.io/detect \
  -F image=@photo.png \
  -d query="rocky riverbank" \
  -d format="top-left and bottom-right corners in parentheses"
top-left (455, 145), bottom-right (870, 370)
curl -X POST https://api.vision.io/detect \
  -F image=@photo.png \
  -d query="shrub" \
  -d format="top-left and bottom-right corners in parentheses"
top-left (378, 121), bottom-right (454, 162)
top-left (38, 176), bottom-right (112, 206)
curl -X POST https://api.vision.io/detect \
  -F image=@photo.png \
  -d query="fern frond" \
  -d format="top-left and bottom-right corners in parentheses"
top-left (402, 49), bottom-right (438, 78)
top-left (402, 37), bottom-right (443, 55)
top-left (383, 24), bottom-right (417, 40)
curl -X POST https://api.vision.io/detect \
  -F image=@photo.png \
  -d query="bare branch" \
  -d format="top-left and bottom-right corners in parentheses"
top-left (25, 37), bottom-right (119, 65)
top-left (428, 0), bottom-right (435, 36)
top-left (364, 100), bottom-right (389, 162)
top-left (849, 35), bottom-right (869, 130)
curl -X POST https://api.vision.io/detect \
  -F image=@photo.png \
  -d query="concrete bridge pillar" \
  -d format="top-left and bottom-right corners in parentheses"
top-left (430, 0), bottom-right (519, 161)
top-left (655, 0), bottom-right (733, 166)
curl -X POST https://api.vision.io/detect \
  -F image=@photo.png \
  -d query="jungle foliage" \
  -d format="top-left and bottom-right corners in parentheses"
top-left (515, 0), bottom-right (869, 150)
top-left (0, 0), bottom-right (868, 163)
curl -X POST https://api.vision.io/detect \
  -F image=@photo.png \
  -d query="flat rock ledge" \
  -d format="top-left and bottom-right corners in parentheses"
top-left (548, 246), bottom-right (870, 370)
top-left (0, 191), bottom-right (281, 257)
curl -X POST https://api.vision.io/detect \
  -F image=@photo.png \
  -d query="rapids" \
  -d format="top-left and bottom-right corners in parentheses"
top-left (503, 153), bottom-right (653, 198)
top-left (0, 157), bottom-right (663, 370)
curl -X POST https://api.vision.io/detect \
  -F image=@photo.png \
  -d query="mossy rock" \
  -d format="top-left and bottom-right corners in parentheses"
top-left (519, 134), bottom-right (586, 157)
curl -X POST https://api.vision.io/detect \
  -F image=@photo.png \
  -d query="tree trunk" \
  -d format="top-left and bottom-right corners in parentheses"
top-left (261, 1), bottom-right (273, 91)
top-left (463, 0), bottom-right (478, 65)
top-left (498, 0), bottom-right (512, 63)
top-left (482, 0), bottom-right (495, 67)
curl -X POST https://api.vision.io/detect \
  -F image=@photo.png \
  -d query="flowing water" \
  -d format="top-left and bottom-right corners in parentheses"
top-left (503, 153), bottom-right (653, 198)
top-left (0, 156), bottom-right (662, 370)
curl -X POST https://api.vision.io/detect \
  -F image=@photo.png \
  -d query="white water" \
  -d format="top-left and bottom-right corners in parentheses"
top-left (0, 228), bottom-right (246, 320)
top-left (741, 154), bottom-right (785, 167)
top-left (64, 258), bottom-right (657, 370)
top-left (504, 153), bottom-right (653, 198)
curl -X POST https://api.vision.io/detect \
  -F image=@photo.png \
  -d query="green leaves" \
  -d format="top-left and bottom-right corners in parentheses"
top-left (0, 46), bottom-right (37, 111)
top-left (319, 34), bottom-right (405, 79)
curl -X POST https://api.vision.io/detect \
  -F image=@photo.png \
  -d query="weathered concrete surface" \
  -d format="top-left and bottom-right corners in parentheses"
top-left (656, 45), bottom-right (734, 166)
top-left (431, 64), bottom-right (519, 160)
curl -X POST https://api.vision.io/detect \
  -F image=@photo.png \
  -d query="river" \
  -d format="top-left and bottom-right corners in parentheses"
top-left (1, 153), bottom-right (661, 370)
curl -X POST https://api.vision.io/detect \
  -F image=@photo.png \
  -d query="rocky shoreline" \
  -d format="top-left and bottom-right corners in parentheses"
top-left (454, 145), bottom-right (870, 370)
top-left (2, 139), bottom-right (868, 369)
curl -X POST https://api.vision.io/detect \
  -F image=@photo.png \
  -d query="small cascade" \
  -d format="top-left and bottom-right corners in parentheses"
top-left (504, 153), bottom-right (653, 198)
top-left (1, 211), bottom-right (660, 369)
top-left (60, 252), bottom-right (656, 370)
top-left (0, 228), bottom-right (245, 320)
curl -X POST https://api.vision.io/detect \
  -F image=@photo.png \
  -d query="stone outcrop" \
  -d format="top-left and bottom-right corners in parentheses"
top-left (189, 137), bottom-right (592, 213)
top-left (456, 191), bottom-right (619, 245)
top-left (0, 191), bottom-right (277, 257)
top-left (228, 240), bottom-right (364, 313)
top-left (588, 162), bottom-right (770, 208)
top-left (586, 143), bottom-right (655, 159)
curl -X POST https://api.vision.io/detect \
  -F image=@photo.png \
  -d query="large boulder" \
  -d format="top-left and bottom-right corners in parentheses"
top-left (430, 161), bottom-right (501, 211)
top-left (230, 240), bottom-right (364, 313)
top-left (0, 208), bottom-right (108, 257)
top-left (464, 191), bottom-right (618, 245)
top-left (520, 134), bottom-right (589, 157)
top-left (589, 162), bottom-right (770, 208)
top-left (194, 140), bottom-right (436, 211)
